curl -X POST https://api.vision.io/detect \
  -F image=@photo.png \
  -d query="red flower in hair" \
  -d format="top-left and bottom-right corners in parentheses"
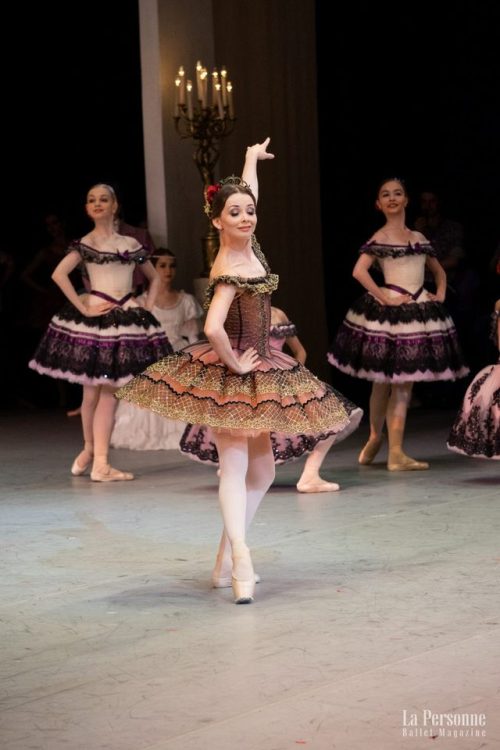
top-left (205, 184), bottom-right (221, 203)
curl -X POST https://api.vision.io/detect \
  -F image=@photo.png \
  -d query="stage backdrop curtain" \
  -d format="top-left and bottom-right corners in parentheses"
top-left (212, 0), bottom-right (329, 379)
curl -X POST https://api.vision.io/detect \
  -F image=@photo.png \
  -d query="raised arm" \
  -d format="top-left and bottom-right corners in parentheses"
top-left (241, 137), bottom-right (275, 203)
top-left (204, 284), bottom-right (260, 374)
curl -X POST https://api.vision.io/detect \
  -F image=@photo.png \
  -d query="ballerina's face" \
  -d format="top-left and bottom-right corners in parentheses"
top-left (86, 185), bottom-right (117, 221)
top-left (155, 256), bottom-right (177, 284)
top-left (213, 192), bottom-right (257, 237)
top-left (376, 180), bottom-right (408, 216)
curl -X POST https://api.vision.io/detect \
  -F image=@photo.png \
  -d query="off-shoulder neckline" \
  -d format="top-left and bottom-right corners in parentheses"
top-left (364, 240), bottom-right (431, 249)
top-left (74, 240), bottom-right (145, 255)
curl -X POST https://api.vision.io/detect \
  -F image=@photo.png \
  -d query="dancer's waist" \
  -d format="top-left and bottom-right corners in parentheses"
top-left (90, 289), bottom-right (134, 306)
top-left (384, 283), bottom-right (424, 301)
top-left (227, 334), bottom-right (268, 355)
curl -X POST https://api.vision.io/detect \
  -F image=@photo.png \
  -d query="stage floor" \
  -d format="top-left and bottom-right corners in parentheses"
top-left (0, 407), bottom-right (499, 749)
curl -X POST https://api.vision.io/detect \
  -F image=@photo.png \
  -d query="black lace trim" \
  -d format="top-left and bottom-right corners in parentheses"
top-left (331, 301), bottom-right (468, 378)
top-left (56, 301), bottom-right (163, 330)
top-left (68, 240), bottom-right (149, 265)
top-left (31, 321), bottom-right (172, 382)
top-left (448, 377), bottom-right (500, 458)
top-left (270, 323), bottom-right (297, 339)
top-left (349, 293), bottom-right (451, 324)
top-left (180, 424), bottom-right (219, 463)
top-left (359, 241), bottom-right (436, 259)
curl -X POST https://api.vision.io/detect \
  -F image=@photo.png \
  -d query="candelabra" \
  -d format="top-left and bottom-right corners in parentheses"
top-left (174, 62), bottom-right (236, 275)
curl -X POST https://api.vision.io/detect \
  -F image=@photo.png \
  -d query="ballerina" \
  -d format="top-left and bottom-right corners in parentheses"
top-left (116, 139), bottom-right (362, 603)
top-left (111, 248), bottom-right (203, 450)
top-left (328, 177), bottom-right (469, 471)
top-left (29, 183), bottom-right (172, 481)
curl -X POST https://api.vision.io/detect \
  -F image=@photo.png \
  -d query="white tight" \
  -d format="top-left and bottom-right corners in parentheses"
top-left (79, 384), bottom-right (119, 468)
top-left (214, 432), bottom-right (275, 564)
top-left (297, 434), bottom-right (336, 482)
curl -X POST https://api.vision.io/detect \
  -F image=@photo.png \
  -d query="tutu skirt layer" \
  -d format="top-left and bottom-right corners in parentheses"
top-left (29, 302), bottom-right (172, 387)
top-left (179, 386), bottom-right (362, 465)
top-left (447, 364), bottom-right (500, 459)
top-left (329, 293), bottom-right (469, 383)
top-left (116, 341), bottom-right (362, 440)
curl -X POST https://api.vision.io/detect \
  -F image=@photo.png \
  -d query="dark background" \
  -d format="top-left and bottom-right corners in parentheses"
top-left (3, 0), bottom-right (500, 409)
top-left (317, 2), bottom-right (500, 314)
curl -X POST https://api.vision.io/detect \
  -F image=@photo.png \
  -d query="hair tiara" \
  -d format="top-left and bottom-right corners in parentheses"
top-left (203, 175), bottom-right (252, 217)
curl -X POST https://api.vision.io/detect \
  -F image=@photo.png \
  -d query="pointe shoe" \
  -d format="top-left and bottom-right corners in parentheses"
top-left (212, 572), bottom-right (261, 589)
top-left (90, 465), bottom-right (135, 482)
top-left (387, 454), bottom-right (429, 472)
top-left (358, 436), bottom-right (384, 465)
top-left (231, 542), bottom-right (255, 604)
top-left (71, 454), bottom-right (92, 476)
top-left (296, 479), bottom-right (340, 493)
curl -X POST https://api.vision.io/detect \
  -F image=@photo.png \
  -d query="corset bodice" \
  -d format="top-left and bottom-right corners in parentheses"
top-left (225, 290), bottom-right (272, 355)
top-left (360, 241), bottom-right (436, 296)
top-left (85, 261), bottom-right (136, 298)
top-left (378, 254), bottom-right (426, 293)
top-left (205, 270), bottom-right (279, 357)
top-left (71, 241), bottom-right (149, 301)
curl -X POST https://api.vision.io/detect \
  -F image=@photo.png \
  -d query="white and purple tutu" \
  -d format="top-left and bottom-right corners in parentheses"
top-left (447, 310), bottom-right (499, 459)
top-left (328, 241), bottom-right (469, 383)
top-left (29, 241), bottom-right (172, 388)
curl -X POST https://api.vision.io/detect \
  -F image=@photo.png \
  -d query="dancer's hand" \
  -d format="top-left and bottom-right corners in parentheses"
top-left (246, 137), bottom-right (275, 161)
top-left (427, 291), bottom-right (445, 303)
top-left (234, 347), bottom-right (261, 374)
top-left (383, 293), bottom-right (412, 306)
top-left (83, 301), bottom-right (115, 316)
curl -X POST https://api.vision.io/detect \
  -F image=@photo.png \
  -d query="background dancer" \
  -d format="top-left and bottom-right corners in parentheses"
top-left (328, 177), bottom-right (469, 471)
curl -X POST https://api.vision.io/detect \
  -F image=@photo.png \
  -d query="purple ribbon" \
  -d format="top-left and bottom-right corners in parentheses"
top-left (90, 290), bottom-right (133, 306)
top-left (384, 283), bottom-right (424, 301)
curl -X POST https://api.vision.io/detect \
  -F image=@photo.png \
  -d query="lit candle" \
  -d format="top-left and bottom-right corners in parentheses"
top-left (174, 77), bottom-right (181, 116)
top-left (227, 81), bottom-right (234, 118)
top-left (178, 66), bottom-right (186, 105)
top-left (215, 83), bottom-right (224, 119)
top-left (200, 69), bottom-right (208, 108)
top-left (211, 69), bottom-right (219, 106)
top-left (186, 80), bottom-right (194, 120)
top-left (196, 60), bottom-right (203, 102)
top-left (220, 67), bottom-right (228, 107)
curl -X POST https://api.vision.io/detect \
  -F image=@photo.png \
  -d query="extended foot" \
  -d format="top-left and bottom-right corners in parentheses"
top-left (212, 571), bottom-right (261, 588)
top-left (358, 436), bottom-right (384, 465)
top-left (296, 479), bottom-right (340, 493)
top-left (387, 453), bottom-right (429, 472)
top-left (90, 464), bottom-right (134, 482)
top-left (71, 450), bottom-right (93, 476)
top-left (231, 541), bottom-right (255, 604)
